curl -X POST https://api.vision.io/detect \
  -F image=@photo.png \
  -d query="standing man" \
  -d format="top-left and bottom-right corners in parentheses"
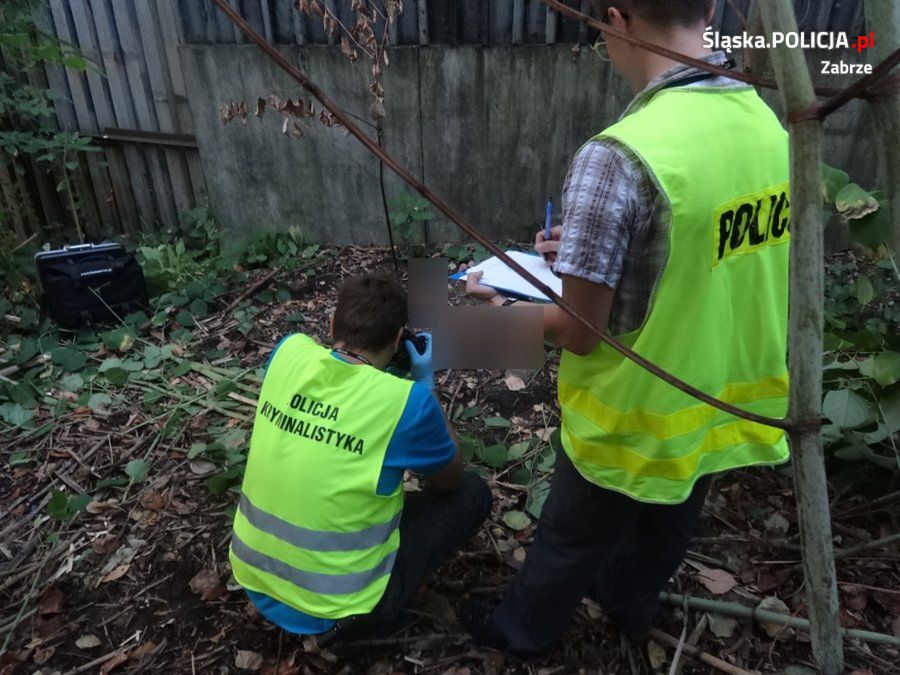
top-left (462, 0), bottom-right (790, 656)
top-left (231, 271), bottom-right (492, 646)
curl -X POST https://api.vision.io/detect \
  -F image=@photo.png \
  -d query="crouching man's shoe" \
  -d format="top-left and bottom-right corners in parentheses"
top-left (458, 597), bottom-right (510, 652)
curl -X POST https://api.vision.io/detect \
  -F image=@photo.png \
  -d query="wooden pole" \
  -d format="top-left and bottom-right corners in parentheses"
top-left (759, 1), bottom-right (843, 673)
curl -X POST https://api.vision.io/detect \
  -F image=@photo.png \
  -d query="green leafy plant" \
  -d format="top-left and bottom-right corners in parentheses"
top-left (388, 192), bottom-right (434, 243)
top-left (47, 489), bottom-right (91, 521)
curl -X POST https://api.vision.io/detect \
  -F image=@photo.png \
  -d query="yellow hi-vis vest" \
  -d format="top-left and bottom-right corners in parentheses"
top-left (558, 86), bottom-right (791, 505)
top-left (230, 333), bottom-right (413, 619)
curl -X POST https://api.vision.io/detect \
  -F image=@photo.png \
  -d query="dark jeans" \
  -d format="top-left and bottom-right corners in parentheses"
top-left (323, 471), bottom-right (492, 644)
top-left (494, 451), bottom-right (710, 654)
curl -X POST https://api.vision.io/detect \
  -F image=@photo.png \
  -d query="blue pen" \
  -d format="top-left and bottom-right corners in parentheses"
top-left (544, 197), bottom-right (553, 241)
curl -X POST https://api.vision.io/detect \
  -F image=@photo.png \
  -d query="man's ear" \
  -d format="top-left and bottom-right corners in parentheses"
top-left (393, 327), bottom-right (405, 352)
top-left (608, 6), bottom-right (628, 29)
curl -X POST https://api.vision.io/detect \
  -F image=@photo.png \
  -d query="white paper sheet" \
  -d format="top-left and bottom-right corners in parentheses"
top-left (457, 251), bottom-right (561, 302)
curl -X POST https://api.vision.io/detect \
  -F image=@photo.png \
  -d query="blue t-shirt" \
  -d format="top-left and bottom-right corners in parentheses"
top-left (246, 337), bottom-right (456, 634)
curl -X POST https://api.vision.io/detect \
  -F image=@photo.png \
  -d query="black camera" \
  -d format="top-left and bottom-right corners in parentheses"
top-left (390, 328), bottom-right (428, 374)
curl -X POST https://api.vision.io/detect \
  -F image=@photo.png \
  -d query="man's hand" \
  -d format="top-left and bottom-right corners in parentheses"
top-left (536, 225), bottom-right (563, 262)
top-left (405, 331), bottom-right (434, 389)
top-left (461, 268), bottom-right (508, 306)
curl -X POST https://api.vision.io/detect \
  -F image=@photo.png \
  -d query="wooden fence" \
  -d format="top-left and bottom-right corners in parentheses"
top-left (175, 0), bottom-right (866, 46)
top-left (1, 0), bottom-right (867, 243)
top-left (3, 0), bottom-right (207, 243)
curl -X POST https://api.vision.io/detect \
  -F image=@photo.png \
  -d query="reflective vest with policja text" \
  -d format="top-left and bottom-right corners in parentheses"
top-left (558, 85), bottom-right (791, 504)
top-left (230, 333), bottom-right (413, 619)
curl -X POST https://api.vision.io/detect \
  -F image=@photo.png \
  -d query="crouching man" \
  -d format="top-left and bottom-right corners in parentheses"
top-left (229, 271), bottom-right (492, 645)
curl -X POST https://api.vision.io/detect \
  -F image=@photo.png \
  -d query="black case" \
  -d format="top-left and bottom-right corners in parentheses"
top-left (34, 243), bottom-right (149, 328)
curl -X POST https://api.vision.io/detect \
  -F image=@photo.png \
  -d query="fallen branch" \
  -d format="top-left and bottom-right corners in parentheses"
top-left (223, 268), bottom-right (279, 314)
top-left (649, 628), bottom-right (757, 675)
top-left (787, 531), bottom-right (900, 572)
top-left (659, 593), bottom-right (900, 647)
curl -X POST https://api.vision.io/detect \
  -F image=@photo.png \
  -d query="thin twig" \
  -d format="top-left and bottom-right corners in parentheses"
top-left (649, 628), bottom-right (756, 675)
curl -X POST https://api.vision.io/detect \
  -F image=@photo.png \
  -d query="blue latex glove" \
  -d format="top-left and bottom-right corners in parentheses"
top-left (405, 332), bottom-right (433, 388)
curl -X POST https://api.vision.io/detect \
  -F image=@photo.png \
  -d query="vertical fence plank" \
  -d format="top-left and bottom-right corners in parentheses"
top-left (110, 1), bottom-right (180, 231)
top-left (157, 0), bottom-right (208, 203)
top-left (814, 0), bottom-right (836, 29)
top-left (0, 165), bottom-right (29, 241)
top-left (32, 5), bottom-right (97, 236)
top-left (512, 0), bottom-right (525, 44)
top-left (323, 0), bottom-right (337, 44)
top-left (48, 0), bottom-right (116, 239)
top-left (259, 0), bottom-right (274, 43)
top-left (479, 0), bottom-right (490, 45)
top-left (578, 0), bottom-right (592, 43)
top-left (291, 0), bottom-right (308, 45)
top-left (134, 0), bottom-right (195, 223)
top-left (70, 0), bottom-right (141, 234)
top-left (418, 0), bottom-right (430, 45)
top-left (712, 0), bottom-right (727, 32)
top-left (91, 0), bottom-right (160, 232)
top-left (545, 6), bottom-right (557, 44)
top-left (490, 0), bottom-right (511, 43)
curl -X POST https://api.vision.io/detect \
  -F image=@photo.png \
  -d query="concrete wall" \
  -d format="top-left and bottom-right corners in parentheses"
top-left (180, 44), bottom-right (879, 245)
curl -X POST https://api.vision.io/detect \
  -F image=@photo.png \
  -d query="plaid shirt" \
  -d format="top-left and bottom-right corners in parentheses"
top-left (553, 52), bottom-right (740, 335)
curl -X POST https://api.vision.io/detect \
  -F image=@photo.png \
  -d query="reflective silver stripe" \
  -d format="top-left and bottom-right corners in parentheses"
top-left (239, 494), bottom-right (400, 552)
top-left (230, 532), bottom-right (396, 595)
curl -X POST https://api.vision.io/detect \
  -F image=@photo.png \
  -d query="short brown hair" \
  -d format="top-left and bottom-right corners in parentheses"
top-left (592, 0), bottom-right (713, 27)
top-left (332, 271), bottom-right (407, 352)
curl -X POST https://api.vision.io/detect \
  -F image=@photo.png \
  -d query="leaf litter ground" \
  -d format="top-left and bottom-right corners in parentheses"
top-left (1, 246), bottom-right (899, 675)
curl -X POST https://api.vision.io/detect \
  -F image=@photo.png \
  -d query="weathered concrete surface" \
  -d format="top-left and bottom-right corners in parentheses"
top-left (180, 44), bottom-right (880, 245)
top-left (179, 44), bottom-right (423, 244)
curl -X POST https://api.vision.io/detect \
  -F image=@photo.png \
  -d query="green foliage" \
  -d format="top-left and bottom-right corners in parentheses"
top-left (822, 253), bottom-right (899, 474)
top-left (47, 489), bottom-right (91, 521)
top-left (822, 169), bottom-right (893, 253)
top-left (388, 192), bottom-right (435, 243)
top-left (124, 459), bottom-right (149, 483)
top-left (0, 1), bottom-right (99, 237)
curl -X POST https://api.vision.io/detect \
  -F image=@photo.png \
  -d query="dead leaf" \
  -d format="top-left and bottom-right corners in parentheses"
top-left (92, 534), bottom-right (120, 556)
top-left (235, 650), bottom-right (264, 671)
top-left (764, 512), bottom-right (790, 535)
top-left (86, 500), bottom-right (115, 514)
top-left (32, 646), bottom-right (55, 665)
top-left (697, 568), bottom-right (737, 595)
top-left (100, 564), bottom-right (130, 584)
top-left (369, 98), bottom-right (385, 122)
top-left (139, 491), bottom-right (166, 511)
top-left (76, 634), bottom-right (101, 649)
top-left (758, 596), bottom-right (794, 639)
top-left (128, 641), bottom-right (156, 662)
top-left (707, 613), bottom-right (738, 638)
top-left (504, 374), bottom-right (525, 391)
top-left (844, 590), bottom-right (868, 610)
top-left (189, 569), bottom-right (224, 601)
top-left (189, 460), bottom-right (216, 475)
top-left (535, 426), bottom-right (557, 442)
top-left (38, 586), bottom-right (63, 616)
top-left (646, 639), bottom-right (667, 669)
top-left (100, 651), bottom-right (128, 675)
